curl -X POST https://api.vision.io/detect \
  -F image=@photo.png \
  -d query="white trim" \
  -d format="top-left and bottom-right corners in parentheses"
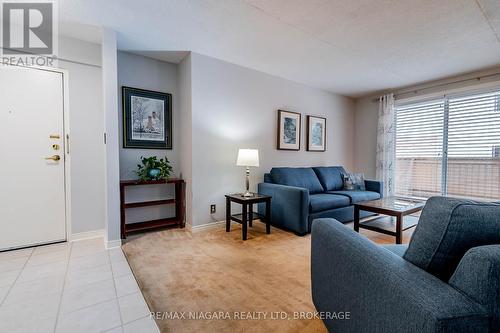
top-left (61, 68), bottom-right (72, 244)
top-left (102, 28), bottom-right (121, 244)
top-left (191, 220), bottom-right (226, 232)
top-left (70, 229), bottom-right (105, 242)
top-left (105, 239), bottom-right (122, 249)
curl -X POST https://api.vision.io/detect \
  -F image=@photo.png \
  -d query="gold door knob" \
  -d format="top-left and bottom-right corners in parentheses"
top-left (45, 155), bottom-right (61, 161)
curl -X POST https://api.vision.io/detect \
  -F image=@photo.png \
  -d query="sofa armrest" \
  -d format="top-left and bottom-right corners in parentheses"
top-left (258, 182), bottom-right (309, 235)
top-left (450, 245), bottom-right (500, 332)
top-left (311, 219), bottom-right (489, 333)
top-left (364, 179), bottom-right (383, 197)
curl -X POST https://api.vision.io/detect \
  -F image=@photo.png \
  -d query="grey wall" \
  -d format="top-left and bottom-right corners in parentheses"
top-left (116, 51), bottom-right (181, 224)
top-left (58, 37), bottom-right (106, 235)
top-left (353, 97), bottom-right (378, 179)
top-left (178, 54), bottom-right (193, 226)
top-left (189, 52), bottom-right (355, 226)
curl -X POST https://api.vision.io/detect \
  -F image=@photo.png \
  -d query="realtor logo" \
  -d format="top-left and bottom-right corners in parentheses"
top-left (1, 1), bottom-right (58, 66)
top-left (2, 2), bottom-right (53, 54)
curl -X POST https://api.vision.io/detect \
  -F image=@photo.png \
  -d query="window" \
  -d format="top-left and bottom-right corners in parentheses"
top-left (395, 89), bottom-right (500, 201)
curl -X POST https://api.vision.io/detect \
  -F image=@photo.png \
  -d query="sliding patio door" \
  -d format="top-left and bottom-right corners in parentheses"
top-left (394, 88), bottom-right (500, 201)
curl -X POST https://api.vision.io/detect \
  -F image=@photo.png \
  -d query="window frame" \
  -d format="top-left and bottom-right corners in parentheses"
top-left (394, 85), bottom-right (500, 200)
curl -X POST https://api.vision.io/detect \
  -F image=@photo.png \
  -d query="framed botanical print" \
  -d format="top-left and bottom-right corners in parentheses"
top-left (277, 110), bottom-right (301, 150)
top-left (307, 115), bottom-right (326, 151)
top-left (122, 86), bottom-right (172, 149)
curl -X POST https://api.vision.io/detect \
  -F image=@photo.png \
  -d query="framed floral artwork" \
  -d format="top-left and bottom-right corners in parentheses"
top-left (277, 110), bottom-right (301, 150)
top-left (307, 115), bottom-right (326, 151)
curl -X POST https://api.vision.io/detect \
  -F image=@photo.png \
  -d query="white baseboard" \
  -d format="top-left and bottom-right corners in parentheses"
top-left (70, 229), bottom-right (105, 242)
top-left (105, 239), bottom-right (122, 249)
top-left (191, 220), bottom-right (226, 232)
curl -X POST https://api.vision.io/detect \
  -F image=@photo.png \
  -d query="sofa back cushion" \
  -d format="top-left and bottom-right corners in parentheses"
top-left (403, 196), bottom-right (500, 281)
top-left (270, 167), bottom-right (324, 194)
top-left (312, 166), bottom-right (345, 191)
top-left (449, 245), bottom-right (500, 332)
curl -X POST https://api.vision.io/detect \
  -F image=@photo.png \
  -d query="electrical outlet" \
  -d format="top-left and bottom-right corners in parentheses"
top-left (210, 204), bottom-right (216, 214)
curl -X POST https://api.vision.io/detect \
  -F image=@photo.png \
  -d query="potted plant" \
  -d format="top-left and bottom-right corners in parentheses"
top-left (136, 156), bottom-right (173, 181)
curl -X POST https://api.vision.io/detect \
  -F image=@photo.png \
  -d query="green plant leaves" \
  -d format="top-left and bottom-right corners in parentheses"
top-left (135, 156), bottom-right (173, 181)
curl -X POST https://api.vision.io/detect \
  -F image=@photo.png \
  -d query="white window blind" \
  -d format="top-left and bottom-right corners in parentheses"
top-left (395, 89), bottom-right (500, 201)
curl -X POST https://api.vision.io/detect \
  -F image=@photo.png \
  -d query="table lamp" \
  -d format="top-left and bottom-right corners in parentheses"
top-left (236, 149), bottom-right (259, 197)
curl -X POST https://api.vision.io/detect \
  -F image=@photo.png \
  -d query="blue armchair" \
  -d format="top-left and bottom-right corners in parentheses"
top-left (258, 166), bottom-right (383, 235)
top-left (311, 197), bottom-right (500, 332)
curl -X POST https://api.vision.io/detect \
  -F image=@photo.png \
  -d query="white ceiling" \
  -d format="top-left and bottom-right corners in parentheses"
top-left (59, 0), bottom-right (500, 97)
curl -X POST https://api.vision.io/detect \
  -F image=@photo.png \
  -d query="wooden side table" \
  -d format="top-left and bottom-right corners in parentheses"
top-left (120, 178), bottom-right (185, 239)
top-left (225, 193), bottom-right (271, 240)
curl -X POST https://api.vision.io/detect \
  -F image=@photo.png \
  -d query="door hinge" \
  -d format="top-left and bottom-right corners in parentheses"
top-left (104, 133), bottom-right (107, 144)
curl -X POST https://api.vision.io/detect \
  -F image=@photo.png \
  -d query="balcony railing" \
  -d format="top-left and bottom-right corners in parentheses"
top-left (395, 157), bottom-right (500, 201)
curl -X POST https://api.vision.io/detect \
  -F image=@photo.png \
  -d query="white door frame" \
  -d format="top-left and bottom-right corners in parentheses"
top-left (3, 63), bottom-right (72, 244)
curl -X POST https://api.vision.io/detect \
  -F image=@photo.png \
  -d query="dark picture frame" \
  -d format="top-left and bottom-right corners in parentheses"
top-left (277, 110), bottom-right (301, 150)
top-left (306, 115), bottom-right (326, 152)
top-left (122, 86), bottom-right (172, 149)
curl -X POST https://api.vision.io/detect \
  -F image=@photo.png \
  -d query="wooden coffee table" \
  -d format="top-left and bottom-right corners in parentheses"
top-left (354, 197), bottom-right (425, 244)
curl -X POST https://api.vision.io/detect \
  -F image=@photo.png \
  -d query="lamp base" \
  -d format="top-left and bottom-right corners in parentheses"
top-left (242, 190), bottom-right (254, 197)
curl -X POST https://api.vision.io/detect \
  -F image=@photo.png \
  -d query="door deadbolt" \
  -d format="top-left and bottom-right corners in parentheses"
top-left (52, 144), bottom-right (60, 150)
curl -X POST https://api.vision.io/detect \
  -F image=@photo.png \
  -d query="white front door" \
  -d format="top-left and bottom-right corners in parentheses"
top-left (0, 65), bottom-right (67, 251)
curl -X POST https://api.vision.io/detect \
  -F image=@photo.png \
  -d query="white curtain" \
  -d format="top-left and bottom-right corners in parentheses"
top-left (376, 94), bottom-right (396, 197)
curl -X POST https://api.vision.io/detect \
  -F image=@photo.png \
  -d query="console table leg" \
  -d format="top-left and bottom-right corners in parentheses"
top-left (242, 203), bottom-right (248, 240)
top-left (226, 197), bottom-right (231, 232)
top-left (180, 181), bottom-right (186, 228)
top-left (265, 199), bottom-right (271, 234)
top-left (120, 185), bottom-right (126, 239)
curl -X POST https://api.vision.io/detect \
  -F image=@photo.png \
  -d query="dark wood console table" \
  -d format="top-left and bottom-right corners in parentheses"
top-left (120, 178), bottom-right (185, 239)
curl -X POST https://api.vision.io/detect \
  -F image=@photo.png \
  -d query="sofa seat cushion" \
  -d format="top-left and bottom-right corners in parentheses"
top-left (326, 190), bottom-right (380, 204)
top-left (403, 196), bottom-right (500, 281)
top-left (309, 194), bottom-right (350, 213)
top-left (312, 166), bottom-right (345, 191)
top-left (382, 244), bottom-right (408, 257)
top-left (270, 167), bottom-right (324, 194)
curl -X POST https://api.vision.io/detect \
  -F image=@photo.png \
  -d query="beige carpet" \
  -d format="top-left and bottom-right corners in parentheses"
top-left (122, 221), bottom-right (413, 333)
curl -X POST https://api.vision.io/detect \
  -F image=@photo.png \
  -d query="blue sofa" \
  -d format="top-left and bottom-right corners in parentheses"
top-left (311, 197), bottom-right (500, 333)
top-left (257, 166), bottom-right (383, 235)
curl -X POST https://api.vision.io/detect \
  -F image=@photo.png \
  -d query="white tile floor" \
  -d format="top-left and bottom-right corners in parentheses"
top-left (0, 238), bottom-right (159, 333)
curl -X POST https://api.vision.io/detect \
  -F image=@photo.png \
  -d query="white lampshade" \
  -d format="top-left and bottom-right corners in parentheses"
top-left (236, 149), bottom-right (259, 167)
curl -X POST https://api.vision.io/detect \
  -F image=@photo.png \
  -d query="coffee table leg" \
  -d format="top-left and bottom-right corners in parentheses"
top-left (265, 199), bottom-right (271, 234)
top-left (354, 206), bottom-right (360, 232)
top-left (396, 213), bottom-right (403, 244)
top-left (248, 203), bottom-right (253, 227)
top-left (242, 203), bottom-right (248, 240)
top-left (226, 197), bottom-right (231, 232)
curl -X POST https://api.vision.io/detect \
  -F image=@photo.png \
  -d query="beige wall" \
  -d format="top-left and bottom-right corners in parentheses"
top-left (58, 37), bottom-right (106, 235)
top-left (353, 97), bottom-right (378, 179)
top-left (189, 53), bottom-right (355, 226)
top-left (116, 51), bottom-right (183, 225)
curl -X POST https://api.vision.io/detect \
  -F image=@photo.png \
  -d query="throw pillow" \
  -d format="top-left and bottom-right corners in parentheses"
top-left (341, 173), bottom-right (366, 191)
